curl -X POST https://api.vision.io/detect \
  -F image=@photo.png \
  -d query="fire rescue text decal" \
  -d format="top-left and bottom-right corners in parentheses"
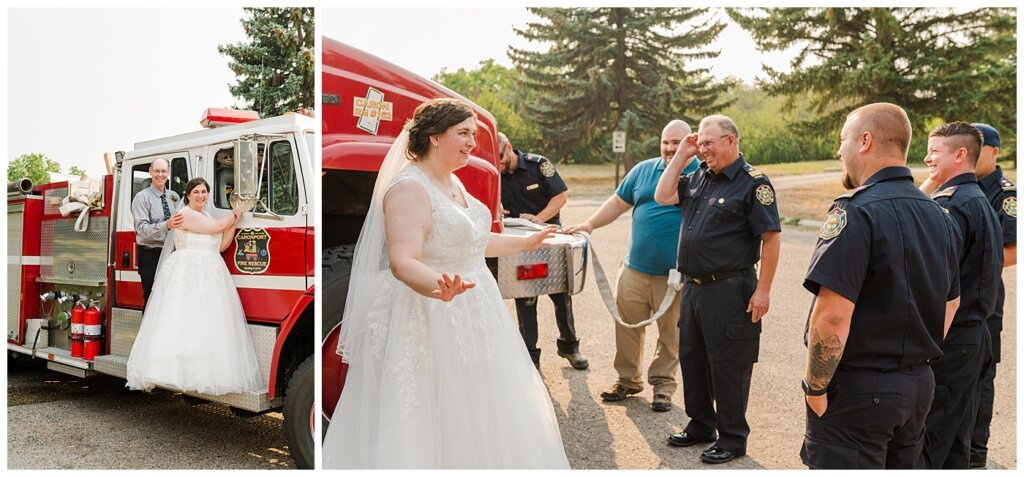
top-left (233, 228), bottom-right (271, 274)
top-left (354, 87), bottom-right (392, 135)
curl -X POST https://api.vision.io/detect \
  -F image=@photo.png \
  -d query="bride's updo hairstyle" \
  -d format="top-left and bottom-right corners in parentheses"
top-left (183, 177), bottom-right (211, 205)
top-left (405, 98), bottom-right (476, 162)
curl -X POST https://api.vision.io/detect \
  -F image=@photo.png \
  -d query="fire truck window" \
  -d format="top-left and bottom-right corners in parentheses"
top-left (268, 140), bottom-right (299, 215)
top-left (213, 147), bottom-right (235, 209)
top-left (169, 157), bottom-right (188, 198)
top-left (130, 163), bottom-right (152, 201)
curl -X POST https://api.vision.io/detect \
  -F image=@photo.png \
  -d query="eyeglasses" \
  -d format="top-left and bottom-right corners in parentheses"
top-left (697, 134), bottom-right (731, 149)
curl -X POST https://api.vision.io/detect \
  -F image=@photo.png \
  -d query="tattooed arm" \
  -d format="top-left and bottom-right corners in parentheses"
top-left (804, 286), bottom-right (855, 417)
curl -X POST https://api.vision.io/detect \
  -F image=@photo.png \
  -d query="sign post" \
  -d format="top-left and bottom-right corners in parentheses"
top-left (612, 131), bottom-right (626, 187)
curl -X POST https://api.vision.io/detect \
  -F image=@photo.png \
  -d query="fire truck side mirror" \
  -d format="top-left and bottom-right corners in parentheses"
top-left (232, 140), bottom-right (259, 213)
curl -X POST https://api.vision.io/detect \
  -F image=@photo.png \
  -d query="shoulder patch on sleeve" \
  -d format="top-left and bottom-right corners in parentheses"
top-left (1002, 196), bottom-right (1016, 218)
top-left (819, 206), bottom-right (848, 240)
top-left (539, 159), bottom-right (556, 178)
top-left (755, 184), bottom-right (775, 205)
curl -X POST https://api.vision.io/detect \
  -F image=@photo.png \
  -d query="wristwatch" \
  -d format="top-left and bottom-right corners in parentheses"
top-left (802, 379), bottom-right (828, 397)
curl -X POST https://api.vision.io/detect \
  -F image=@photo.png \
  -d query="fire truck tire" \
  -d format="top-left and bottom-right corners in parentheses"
top-left (284, 355), bottom-right (315, 469)
top-left (322, 244), bottom-right (354, 339)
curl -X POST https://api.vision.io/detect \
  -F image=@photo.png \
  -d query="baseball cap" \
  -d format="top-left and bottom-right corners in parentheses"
top-left (972, 123), bottom-right (1001, 148)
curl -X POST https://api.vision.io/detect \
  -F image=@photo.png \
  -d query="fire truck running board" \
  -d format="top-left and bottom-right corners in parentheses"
top-left (48, 361), bottom-right (96, 378)
top-left (6, 343), bottom-right (94, 370)
top-left (104, 307), bottom-right (282, 413)
top-left (93, 354), bottom-right (281, 412)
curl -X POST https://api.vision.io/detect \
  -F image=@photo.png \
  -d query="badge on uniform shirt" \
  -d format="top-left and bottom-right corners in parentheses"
top-left (526, 183), bottom-right (540, 191)
top-left (539, 160), bottom-right (556, 178)
top-left (819, 207), bottom-right (847, 240)
top-left (1003, 196), bottom-right (1017, 218)
top-left (755, 184), bottom-right (775, 206)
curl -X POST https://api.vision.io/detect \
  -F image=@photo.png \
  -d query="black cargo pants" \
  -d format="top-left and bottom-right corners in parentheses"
top-left (800, 365), bottom-right (934, 469)
top-left (678, 271), bottom-right (760, 455)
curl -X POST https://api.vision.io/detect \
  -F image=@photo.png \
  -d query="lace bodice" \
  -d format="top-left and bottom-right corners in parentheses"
top-left (387, 165), bottom-right (491, 271)
top-left (173, 227), bottom-right (223, 253)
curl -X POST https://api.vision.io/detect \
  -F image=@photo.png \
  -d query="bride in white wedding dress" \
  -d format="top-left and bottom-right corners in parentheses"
top-left (126, 177), bottom-right (266, 396)
top-left (323, 98), bottom-right (570, 469)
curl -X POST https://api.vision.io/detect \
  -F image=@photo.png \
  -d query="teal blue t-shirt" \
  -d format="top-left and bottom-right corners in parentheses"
top-left (615, 157), bottom-right (701, 276)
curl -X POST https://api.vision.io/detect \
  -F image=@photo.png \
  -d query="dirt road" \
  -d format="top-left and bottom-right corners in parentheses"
top-left (522, 195), bottom-right (1017, 469)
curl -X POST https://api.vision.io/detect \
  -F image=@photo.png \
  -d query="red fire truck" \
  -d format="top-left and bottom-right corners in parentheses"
top-left (7, 109), bottom-right (316, 468)
top-left (320, 38), bottom-right (588, 430)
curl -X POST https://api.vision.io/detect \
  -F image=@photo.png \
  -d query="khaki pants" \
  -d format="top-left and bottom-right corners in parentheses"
top-left (614, 264), bottom-right (681, 396)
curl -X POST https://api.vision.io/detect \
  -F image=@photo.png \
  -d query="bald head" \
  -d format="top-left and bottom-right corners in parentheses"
top-left (845, 103), bottom-right (912, 158)
top-left (148, 158), bottom-right (170, 192)
top-left (660, 119), bottom-right (691, 163)
top-left (663, 119), bottom-right (691, 137)
top-left (150, 158), bottom-right (170, 170)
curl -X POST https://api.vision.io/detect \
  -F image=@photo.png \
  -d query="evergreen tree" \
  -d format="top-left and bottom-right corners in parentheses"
top-left (219, 7), bottom-right (314, 117)
top-left (729, 8), bottom-right (1016, 159)
top-left (7, 153), bottom-right (62, 185)
top-left (510, 8), bottom-right (732, 166)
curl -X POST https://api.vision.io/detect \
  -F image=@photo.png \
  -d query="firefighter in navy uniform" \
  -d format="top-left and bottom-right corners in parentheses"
top-left (918, 122), bottom-right (1003, 469)
top-left (497, 132), bottom-right (589, 370)
top-left (969, 123), bottom-right (1016, 469)
top-left (799, 103), bottom-right (961, 469)
top-left (653, 115), bottom-right (782, 465)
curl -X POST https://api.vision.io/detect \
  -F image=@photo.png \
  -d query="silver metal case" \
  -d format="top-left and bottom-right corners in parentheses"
top-left (496, 227), bottom-right (587, 299)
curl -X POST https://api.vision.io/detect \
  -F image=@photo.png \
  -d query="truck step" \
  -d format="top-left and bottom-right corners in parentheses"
top-left (92, 354), bottom-right (127, 379)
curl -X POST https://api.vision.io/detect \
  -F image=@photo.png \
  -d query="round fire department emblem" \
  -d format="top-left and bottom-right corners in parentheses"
top-left (819, 207), bottom-right (847, 240)
top-left (755, 184), bottom-right (775, 206)
top-left (1003, 196), bottom-right (1016, 218)
top-left (539, 160), bottom-right (556, 178)
top-left (233, 228), bottom-right (271, 274)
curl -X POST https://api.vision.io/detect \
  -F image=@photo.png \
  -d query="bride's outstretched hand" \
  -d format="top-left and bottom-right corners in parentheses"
top-left (431, 273), bottom-right (476, 302)
top-left (524, 225), bottom-right (557, 251)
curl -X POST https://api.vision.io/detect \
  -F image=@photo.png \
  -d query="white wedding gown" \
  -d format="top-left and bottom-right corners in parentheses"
top-left (126, 226), bottom-right (266, 395)
top-left (323, 165), bottom-right (570, 469)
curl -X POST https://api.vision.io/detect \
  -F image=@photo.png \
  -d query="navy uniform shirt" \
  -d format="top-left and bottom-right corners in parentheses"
top-left (501, 149), bottom-right (568, 225)
top-left (675, 153), bottom-right (781, 276)
top-left (978, 165), bottom-right (1017, 248)
top-left (931, 173), bottom-right (1003, 326)
top-left (803, 167), bottom-right (960, 369)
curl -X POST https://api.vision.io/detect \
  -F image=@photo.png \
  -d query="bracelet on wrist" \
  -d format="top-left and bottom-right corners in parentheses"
top-left (802, 379), bottom-right (828, 397)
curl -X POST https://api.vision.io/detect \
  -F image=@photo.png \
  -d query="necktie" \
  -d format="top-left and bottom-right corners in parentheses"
top-left (160, 194), bottom-right (171, 221)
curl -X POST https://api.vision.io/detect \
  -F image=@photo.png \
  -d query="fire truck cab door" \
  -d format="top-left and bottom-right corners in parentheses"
top-left (113, 154), bottom-right (191, 309)
top-left (209, 136), bottom-right (308, 323)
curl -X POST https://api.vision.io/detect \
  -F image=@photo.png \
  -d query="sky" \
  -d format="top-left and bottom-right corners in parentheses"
top-left (7, 8), bottom-right (248, 176)
top-left (322, 8), bottom-right (801, 87)
top-left (6, 7), bottom-right (803, 179)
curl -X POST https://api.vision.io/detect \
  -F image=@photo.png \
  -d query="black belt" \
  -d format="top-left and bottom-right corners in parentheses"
top-left (139, 245), bottom-right (163, 251)
top-left (683, 267), bottom-right (755, 285)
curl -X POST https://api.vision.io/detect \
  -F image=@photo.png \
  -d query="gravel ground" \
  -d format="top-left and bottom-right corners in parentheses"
top-left (7, 362), bottom-right (292, 470)
top-left (522, 193), bottom-right (1016, 470)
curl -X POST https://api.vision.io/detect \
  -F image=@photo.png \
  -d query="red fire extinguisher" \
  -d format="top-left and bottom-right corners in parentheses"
top-left (70, 302), bottom-right (86, 358)
top-left (83, 302), bottom-right (103, 361)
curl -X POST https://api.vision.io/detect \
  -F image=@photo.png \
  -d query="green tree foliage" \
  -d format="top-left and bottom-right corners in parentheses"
top-left (7, 153), bottom-right (62, 185)
top-left (510, 8), bottom-right (733, 166)
top-left (728, 7), bottom-right (1016, 162)
top-left (69, 166), bottom-right (87, 177)
top-left (722, 82), bottom-right (836, 164)
top-left (433, 60), bottom-right (542, 152)
top-left (219, 7), bottom-right (314, 117)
